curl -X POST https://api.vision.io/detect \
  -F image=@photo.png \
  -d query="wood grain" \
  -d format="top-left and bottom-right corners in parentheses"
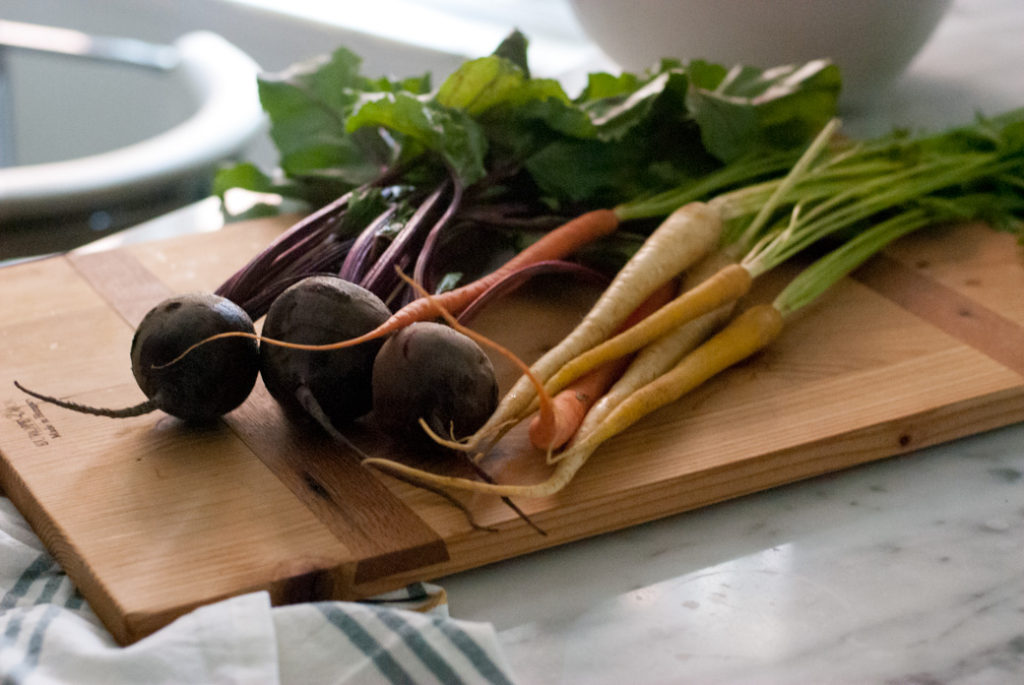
top-left (1, 215), bottom-right (1022, 643)
top-left (67, 250), bottom-right (175, 326)
top-left (855, 251), bottom-right (1024, 378)
top-left (224, 392), bottom-right (449, 584)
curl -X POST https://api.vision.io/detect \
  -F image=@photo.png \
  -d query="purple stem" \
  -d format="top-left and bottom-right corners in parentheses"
top-left (359, 183), bottom-right (447, 298)
top-left (338, 204), bottom-right (400, 283)
top-left (226, 227), bottom-right (334, 310)
top-left (455, 203), bottom-right (565, 231)
top-left (412, 176), bottom-right (464, 294)
top-left (216, 191), bottom-right (351, 304)
top-left (235, 236), bottom-right (354, 318)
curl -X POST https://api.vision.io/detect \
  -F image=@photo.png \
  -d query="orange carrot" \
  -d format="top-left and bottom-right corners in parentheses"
top-left (157, 209), bottom-right (621, 368)
top-left (365, 208), bottom-right (620, 342)
top-left (527, 359), bottom-right (632, 454)
top-left (527, 279), bottom-right (677, 452)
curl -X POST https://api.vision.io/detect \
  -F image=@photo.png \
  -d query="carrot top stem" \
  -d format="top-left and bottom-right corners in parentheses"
top-left (731, 118), bottom-right (841, 255)
top-left (772, 207), bottom-right (936, 317)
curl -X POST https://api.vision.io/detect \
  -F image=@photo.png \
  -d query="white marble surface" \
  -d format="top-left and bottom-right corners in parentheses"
top-left (442, 425), bottom-right (1024, 684)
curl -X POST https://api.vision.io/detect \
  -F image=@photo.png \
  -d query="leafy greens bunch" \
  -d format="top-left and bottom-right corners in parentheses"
top-left (213, 31), bottom-right (841, 317)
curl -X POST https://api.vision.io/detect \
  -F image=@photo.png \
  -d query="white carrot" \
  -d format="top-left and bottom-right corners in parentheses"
top-left (539, 261), bottom-right (751, 399)
top-left (466, 201), bottom-right (723, 451)
top-left (564, 249), bottom-right (739, 457)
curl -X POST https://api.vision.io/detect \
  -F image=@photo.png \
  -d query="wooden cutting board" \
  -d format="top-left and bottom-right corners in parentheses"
top-left (2, 216), bottom-right (1023, 644)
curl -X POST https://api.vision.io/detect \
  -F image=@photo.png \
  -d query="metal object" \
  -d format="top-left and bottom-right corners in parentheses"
top-left (0, 19), bottom-right (178, 70)
top-left (0, 45), bottom-right (12, 167)
top-left (0, 19), bottom-right (180, 167)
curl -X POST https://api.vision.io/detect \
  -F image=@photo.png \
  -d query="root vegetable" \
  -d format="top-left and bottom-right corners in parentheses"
top-left (575, 250), bottom-right (739, 440)
top-left (367, 112), bottom-right (1024, 500)
top-left (468, 201), bottom-right (723, 450)
top-left (541, 262), bottom-right (752, 398)
top-left (259, 275), bottom-right (390, 427)
top-left (527, 279), bottom-right (677, 452)
top-left (15, 292), bottom-right (259, 423)
top-left (363, 304), bottom-right (784, 497)
top-left (372, 322), bottom-right (498, 447)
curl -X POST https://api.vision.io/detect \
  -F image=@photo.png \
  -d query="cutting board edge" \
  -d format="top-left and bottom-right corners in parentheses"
top-left (350, 382), bottom-right (1024, 595)
top-left (0, 444), bottom-right (376, 646)
top-left (0, 450), bottom-right (139, 643)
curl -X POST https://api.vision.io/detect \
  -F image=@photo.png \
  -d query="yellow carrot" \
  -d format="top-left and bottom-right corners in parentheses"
top-left (541, 262), bottom-right (751, 398)
top-left (566, 250), bottom-right (739, 457)
top-left (528, 279), bottom-right (677, 453)
top-left (464, 201), bottom-right (724, 452)
top-left (574, 310), bottom-right (728, 443)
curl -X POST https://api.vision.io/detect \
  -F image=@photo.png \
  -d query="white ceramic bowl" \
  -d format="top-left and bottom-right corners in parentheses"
top-left (568, 0), bottom-right (953, 109)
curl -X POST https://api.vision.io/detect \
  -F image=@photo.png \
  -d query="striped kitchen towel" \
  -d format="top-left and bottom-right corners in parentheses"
top-left (0, 496), bottom-right (517, 684)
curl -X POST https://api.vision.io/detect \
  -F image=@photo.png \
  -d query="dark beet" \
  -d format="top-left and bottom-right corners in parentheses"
top-left (130, 292), bottom-right (259, 421)
top-left (372, 321), bottom-right (498, 447)
top-left (15, 292), bottom-right (259, 423)
top-left (259, 275), bottom-right (390, 427)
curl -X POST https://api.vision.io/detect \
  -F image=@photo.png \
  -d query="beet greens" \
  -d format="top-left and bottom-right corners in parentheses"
top-left (213, 31), bottom-right (841, 318)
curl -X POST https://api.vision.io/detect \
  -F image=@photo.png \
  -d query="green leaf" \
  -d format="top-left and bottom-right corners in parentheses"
top-left (586, 70), bottom-right (691, 142)
top-left (525, 139), bottom-right (631, 204)
top-left (212, 162), bottom-right (275, 197)
top-left (436, 56), bottom-right (526, 116)
top-left (278, 136), bottom-right (382, 185)
top-left (491, 29), bottom-right (531, 77)
top-left (475, 87), bottom-right (597, 165)
top-left (223, 33), bottom-right (845, 217)
top-left (578, 71), bottom-right (642, 102)
top-left (435, 54), bottom-right (576, 120)
top-left (364, 73), bottom-right (432, 95)
top-left (685, 59), bottom-right (842, 162)
top-left (253, 47), bottom-right (430, 195)
top-left (256, 76), bottom-right (345, 159)
top-left (347, 93), bottom-right (488, 185)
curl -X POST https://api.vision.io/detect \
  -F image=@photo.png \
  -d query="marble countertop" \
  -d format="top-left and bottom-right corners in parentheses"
top-left (444, 426), bottom-right (1024, 684)
top-left (28, 1), bottom-right (1023, 682)
top-left (425, 2), bottom-right (1024, 683)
